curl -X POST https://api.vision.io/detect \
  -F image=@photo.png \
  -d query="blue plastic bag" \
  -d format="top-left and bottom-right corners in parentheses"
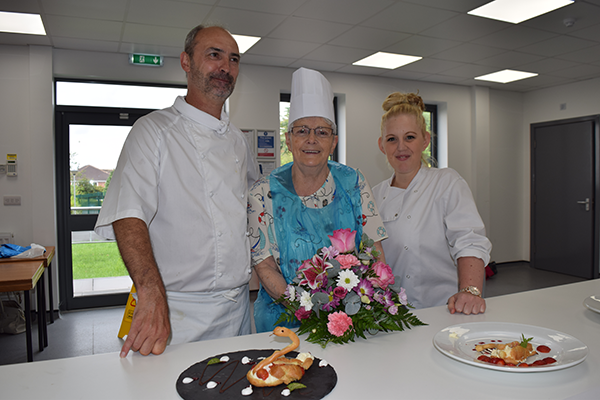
top-left (0, 244), bottom-right (31, 258)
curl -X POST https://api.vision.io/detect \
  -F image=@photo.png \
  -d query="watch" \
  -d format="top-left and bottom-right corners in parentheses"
top-left (459, 286), bottom-right (481, 297)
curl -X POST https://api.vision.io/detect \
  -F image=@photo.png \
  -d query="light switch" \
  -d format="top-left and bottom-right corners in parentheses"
top-left (3, 195), bottom-right (21, 206)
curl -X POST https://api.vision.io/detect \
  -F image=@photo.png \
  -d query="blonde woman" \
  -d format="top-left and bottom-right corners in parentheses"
top-left (373, 92), bottom-right (491, 315)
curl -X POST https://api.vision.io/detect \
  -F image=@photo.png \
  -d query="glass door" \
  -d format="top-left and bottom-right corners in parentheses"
top-left (56, 108), bottom-right (150, 309)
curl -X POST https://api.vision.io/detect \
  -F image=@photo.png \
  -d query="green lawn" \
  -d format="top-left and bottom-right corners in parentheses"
top-left (72, 242), bottom-right (128, 279)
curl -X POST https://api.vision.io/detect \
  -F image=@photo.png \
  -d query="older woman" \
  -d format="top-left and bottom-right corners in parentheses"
top-left (373, 92), bottom-right (492, 315)
top-left (248, 68), bottom-right (387, 332)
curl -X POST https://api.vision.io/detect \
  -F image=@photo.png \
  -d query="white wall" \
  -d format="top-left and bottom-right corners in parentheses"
top-left (2, 44), bottom-right (552, 311)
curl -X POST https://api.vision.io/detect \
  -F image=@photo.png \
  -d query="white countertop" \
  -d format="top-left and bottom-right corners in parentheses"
top-left (2, 279), bottom-right (600, 400)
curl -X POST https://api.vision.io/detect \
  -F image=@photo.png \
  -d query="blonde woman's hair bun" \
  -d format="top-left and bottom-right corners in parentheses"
top-left (382, 92), bottom-right (425, 113)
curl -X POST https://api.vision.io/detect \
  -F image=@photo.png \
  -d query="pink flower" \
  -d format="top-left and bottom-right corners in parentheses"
top-left (398, 287), bottom-right (408, 306)
top-left (369, 261), bottom-right (395, 290)
top-left (295, 307), bottom-right (312, 320)
top-left (388, 304), bottom-right (398, 315)
top-left (333, 286), bottom-right (347, 299)
top-left (298, 256), bottom-right (330, 290)
top-left (328, 229), bottom-right (356, 253)
top-left (327, 311), bottom-right (353, 337)
top-left (335, 254), bottom-right (360, 269)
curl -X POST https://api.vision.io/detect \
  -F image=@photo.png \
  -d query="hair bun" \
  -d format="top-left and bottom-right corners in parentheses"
top-left (382, 92), bottom-right (425, 112)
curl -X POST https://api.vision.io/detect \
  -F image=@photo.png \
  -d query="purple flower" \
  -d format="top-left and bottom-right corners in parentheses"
top-left (333, 286), bottom-right (347, 299)
top-left (323, 291), bottom-right (341, 311)
top-left (388, 304), bottom-right (399, 315)
top-left (354, 279), bottom-right (374, 301)
top-left (398, 287), bottom-right (408, 306)
top-left (321, 246), bottom-right (339, 260)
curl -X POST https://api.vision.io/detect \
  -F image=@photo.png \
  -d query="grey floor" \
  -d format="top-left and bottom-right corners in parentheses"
top-left (0, 262), bottom-right (588, 366)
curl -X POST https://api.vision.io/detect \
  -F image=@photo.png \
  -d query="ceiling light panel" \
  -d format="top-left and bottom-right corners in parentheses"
top-left (475, 69), bottom-right (538, 83)
top-left (468, 0), bottom-right (574, 24)
top-left (0, 11), bottom-right (46, 35)
top-left (232, 34), bottom-right (261, 54)
top-left (353, 52), bottom-right (422, 69)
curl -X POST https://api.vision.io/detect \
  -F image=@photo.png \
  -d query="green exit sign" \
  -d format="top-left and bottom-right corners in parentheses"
top-left (129, 54), bottom-right (163, 67)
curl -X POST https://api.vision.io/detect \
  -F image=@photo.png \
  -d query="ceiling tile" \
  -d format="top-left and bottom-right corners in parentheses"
top-left (472, 25), bottom-right (557, 50)
top-left (521, 2), bottom-right (600, 34)
top-left (43, 15), bottom-right (124, 42)
top-left (328, 27), bottom-right (409, 51)
top-left (122, 23), bottom-right (189, 47)
top-left (0, 32), bottom-right (50, 46)
top-left (402, 0), bottom-right (489, 13)
top-left (380, 69), bottom-right (431, 80)
top-left (401, 58), bottom-right (463, 74)
top-left (475, 51), bottom-right (544, 69)
top-left (240, 54), bottom-right (297, 68)
top-left (244, 37), bottom-right (320, 59)
top-left (548, 64), bottom-right (600, 79)
top-left (53, 37), bottom-right (120, 53)
top-left (361, 2), bottom-right (458, 34)
top-left (517, 35), bottom-right (597, 57)
top-left (518, 58), bottom-right (578, 74)
top-left (304, 44), bottom-right (374, 64)
top-left (385, 35), bottom-right (461, 57)
top-left (420, 14), bottom-right (508, 42)
top-left (43, 0), bottom-right (127, 21)
top-left (441, 63), bottom-right (499, 78)
top-left (207, 7), bottom-right (287, 36)
top-left (267, 16), bottom-right (351, 43)
top-left (417, 74), bottom-right (468, 84)
top-left (557, 45), bottom-right (600, 63)
top-left (293, 0), bottom-right (395, 24)
top-left (119, 42), bottom-right (182, 57)
top-left (126, 0), bottom-right (213, 29)
top-left (567, 24), bottom-right (600, 43)
top-left (432, 43), bottom-right (505, 63)
top-left (288, 59), bottom-right (347, 72)
top-left (216, 0), bottom-right (300, 14)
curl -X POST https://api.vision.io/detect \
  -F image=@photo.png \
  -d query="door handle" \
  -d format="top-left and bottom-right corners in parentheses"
top-left (577, 198), bottom-right (590, 211)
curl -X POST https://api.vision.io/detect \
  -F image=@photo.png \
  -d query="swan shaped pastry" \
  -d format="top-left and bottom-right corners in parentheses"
top-left (247, 327), bottom-right (313, 387)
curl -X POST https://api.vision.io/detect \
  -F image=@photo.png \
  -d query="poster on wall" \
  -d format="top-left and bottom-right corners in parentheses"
top-left (257, 130), bottom-right (275, 158)
top-left (241, 129), bottom-right (256, 157)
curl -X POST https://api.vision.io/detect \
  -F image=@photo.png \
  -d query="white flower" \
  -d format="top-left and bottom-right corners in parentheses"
top-left (299, 291), bottom-right (313, 311)
top-left (337, 269), bottom-right (360, 291)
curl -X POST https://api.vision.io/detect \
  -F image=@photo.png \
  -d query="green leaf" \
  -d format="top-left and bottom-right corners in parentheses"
top-left (287, 382), bottom-right (307, 392)
top-left (520, 333), bottom-right (533, 348)
top-left (207, 357), bottom-right (221, 365)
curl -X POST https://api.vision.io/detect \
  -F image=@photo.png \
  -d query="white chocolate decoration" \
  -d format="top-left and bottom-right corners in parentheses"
top-left (319, 359), bottom-right (329, 367)
top-left (220, 355), bottom-right (230, 363)
top-left (206, 381), bottom-right (217, 389)
top-left (241, 385), bottom-right (253, 396)
top-left (182, 377), bottom-right (193, 384)
top-left (242, 356), bottom-right (252, 364)
top-left (281, 388), bottom-right (291, 397)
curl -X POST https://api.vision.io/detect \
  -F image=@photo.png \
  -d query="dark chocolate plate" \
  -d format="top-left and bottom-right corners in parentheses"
top-left (176, 349), bottom-right (337, 399)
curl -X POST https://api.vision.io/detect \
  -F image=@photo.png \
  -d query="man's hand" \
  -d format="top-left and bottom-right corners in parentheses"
top-left (447, 292), bottom-right (486, 315)
top-left (120, 289), bottom-right (170, 357)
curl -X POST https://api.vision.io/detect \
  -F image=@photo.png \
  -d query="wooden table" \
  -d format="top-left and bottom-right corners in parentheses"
top-left (1, 278), bottom-right (600, 398)
top-left (0, 259), bottom-right (47, 362)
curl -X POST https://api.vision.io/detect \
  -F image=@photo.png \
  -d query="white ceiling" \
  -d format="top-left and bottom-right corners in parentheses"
top-left (2, 0), bottom-right (600, 92)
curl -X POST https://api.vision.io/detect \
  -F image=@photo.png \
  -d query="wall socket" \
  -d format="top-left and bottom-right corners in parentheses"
top-left (0, 232), bottom-right (13, 244)
top-left (3, 195), bottom-right (21, 206)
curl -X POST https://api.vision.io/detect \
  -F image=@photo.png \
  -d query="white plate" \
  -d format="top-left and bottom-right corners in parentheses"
top-left (433, 322), bottom-right (588, 373)
top-left (583, 295), bottom-right (600, 314)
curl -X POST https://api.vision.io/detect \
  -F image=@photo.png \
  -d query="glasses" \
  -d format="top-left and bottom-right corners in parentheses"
top-left (290, 126), bottom-right (335, 139)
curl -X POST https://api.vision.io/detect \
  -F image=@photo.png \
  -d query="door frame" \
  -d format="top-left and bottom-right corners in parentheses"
top-left (530, 115), bottom-right (600, 279)
top-left (55, 105), bottom-right (152, 310)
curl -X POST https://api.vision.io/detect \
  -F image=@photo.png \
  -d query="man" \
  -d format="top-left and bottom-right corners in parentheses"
top-left (95, 25), bottom-right (258, 357)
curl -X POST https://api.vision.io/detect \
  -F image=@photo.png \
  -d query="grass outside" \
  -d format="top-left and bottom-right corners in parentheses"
top-left (72, 242), bottom-right (128, 279)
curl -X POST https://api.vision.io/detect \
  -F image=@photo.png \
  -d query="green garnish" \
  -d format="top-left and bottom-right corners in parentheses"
top-left (287, 382), bottom-right (307, 392)
top-left (520, 333), bottom-right (533, 348)
top-left (207, 357), bottom-right (222, 365)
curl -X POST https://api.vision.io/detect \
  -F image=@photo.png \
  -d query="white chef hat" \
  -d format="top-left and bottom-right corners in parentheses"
top-left (288, 67), bottom-right (336, 130)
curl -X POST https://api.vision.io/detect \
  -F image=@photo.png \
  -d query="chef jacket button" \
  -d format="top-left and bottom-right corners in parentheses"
top-left (414, 189), bottom-right (418, 193)
top-left (218, 272), bottom-right (223, 277)
top-left (247, 268), bottom-right (252, 274)
top-left (236, 158), bottom-right (239, 163)
top-left (240, 193), bottom-right (244, 198)
top-left (406, 275), bottom-right (410, 279)
top-left (404, 246), bottom-right (409, 250)
top-left (209, 191), bottom-right (214, 197)
top-left (407, 215), bottom-right (411, 219)
top-left (201, 153), bottom-right (206, 159)
top-left (394, 213), bottom-right (398, 217)
top-left (217, 231), bottom-right (222, 237)
top-left (245, 231), bottom-right (250, 236)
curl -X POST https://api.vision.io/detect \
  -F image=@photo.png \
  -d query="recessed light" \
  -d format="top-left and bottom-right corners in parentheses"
top-left (232, 34), bottom-right (260, 54)
top-left (475, 69), bottom-right (538, 83)
top-left (468, 0), bottom-right (573, 24)
top-left (0, 11), bottom-right (46, 35)
top-left (353, 52), bottom-right (422, 69)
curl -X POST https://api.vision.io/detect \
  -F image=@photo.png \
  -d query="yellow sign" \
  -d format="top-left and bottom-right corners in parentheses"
top-left (118, 285), bottom-right (137, 338)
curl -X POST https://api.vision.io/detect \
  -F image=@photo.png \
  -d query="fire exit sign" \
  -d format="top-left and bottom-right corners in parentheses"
top-left (129, 54), bottom-right (163, 67)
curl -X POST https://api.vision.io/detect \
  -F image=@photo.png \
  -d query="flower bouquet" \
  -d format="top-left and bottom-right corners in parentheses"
top-left (275, 229), bottom-right (426, 348)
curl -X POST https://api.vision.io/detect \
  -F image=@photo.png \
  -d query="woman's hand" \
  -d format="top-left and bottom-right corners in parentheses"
top-left (447, 292), bottom-right (486, 314)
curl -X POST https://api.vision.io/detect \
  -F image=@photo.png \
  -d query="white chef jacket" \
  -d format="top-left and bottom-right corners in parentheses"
top-left (372, 164), bottom-right (492, 309)
top-left (95, 96), bottom-right (259, 293)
